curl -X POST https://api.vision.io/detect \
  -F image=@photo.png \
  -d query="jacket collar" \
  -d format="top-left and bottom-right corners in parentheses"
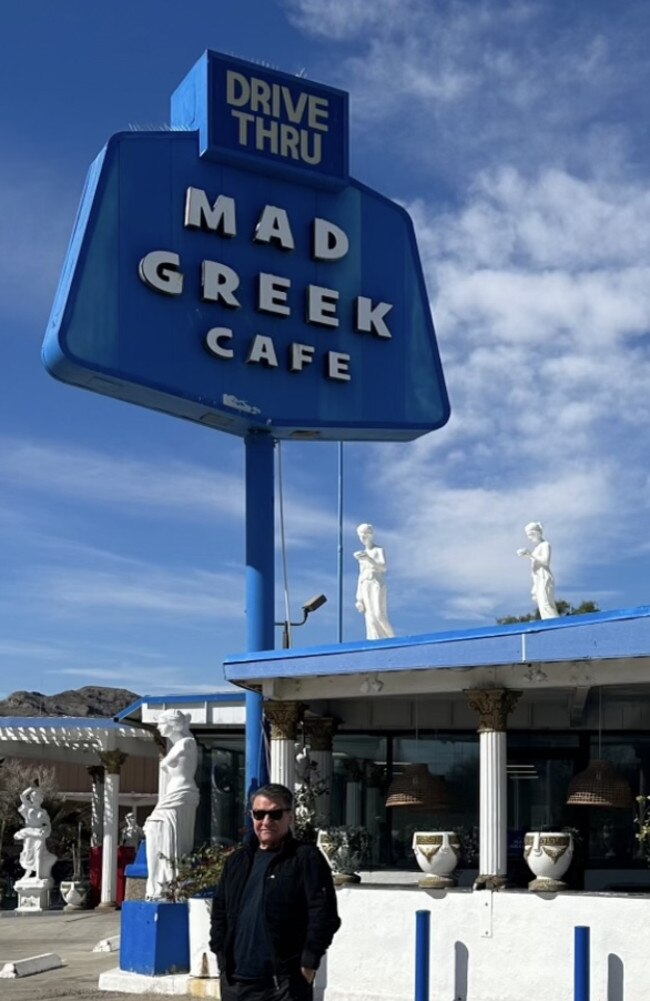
top-left (243, 830), bottom-right (298, 858)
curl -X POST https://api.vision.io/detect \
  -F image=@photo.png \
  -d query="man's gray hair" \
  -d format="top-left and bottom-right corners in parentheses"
top-left (250, 783), bottom-right (293, 809)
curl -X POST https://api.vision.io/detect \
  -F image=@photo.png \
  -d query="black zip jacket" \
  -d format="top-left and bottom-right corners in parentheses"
top-left (210, 832), bottom-right (341, 979)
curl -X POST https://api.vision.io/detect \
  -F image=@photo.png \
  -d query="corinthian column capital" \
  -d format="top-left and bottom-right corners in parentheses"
top-left (98, 749), bottom-right (128, 775)
top-left (467, 689), bottom-right (521, 733)
top-left (303, 716), bottom-right (338, 752)
top-left (265, 701), bottom-right (304, 741)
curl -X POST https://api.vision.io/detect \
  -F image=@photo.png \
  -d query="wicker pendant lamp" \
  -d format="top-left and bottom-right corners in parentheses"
top-left (566, 688), bottom-right (633, 808)
top-left (566, 759), bottom-right (633, 808)
top-left (385, 764), bottom-right (451, 810)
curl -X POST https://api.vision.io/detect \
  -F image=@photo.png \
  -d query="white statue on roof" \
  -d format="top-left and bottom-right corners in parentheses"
top-left (143, 709), bottom-right (200, 899)
top-left (517, 521), bottom-right (559, 620)
top-left (354, 523), bottom-right (395, 640)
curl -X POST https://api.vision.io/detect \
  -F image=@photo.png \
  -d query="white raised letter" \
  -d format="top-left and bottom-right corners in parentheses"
top-left (205, 328), bottom-right (234, 359)
top-left (258, 274), bottom-right (291, 316)
top-left (327, 352), bottom-right (351, 381)
top-left (290, 343), bottom-right (315, 372)
top-left (247, 335), bottom-right (279, 368)
top-left (226, 71), bottom-right (250, 108)
top-left (250, 77), bottom-right (271, 114)
top-left (254, 206), bottom-right (295, 251)
top-left (355, 297), bottom-right (393, 339)
top-left (138, 251), bottom-right (183, 296)
top-left (308, 96), bottom-right (330, 131)
top-left (307, 285), bottom-right (339, 327)
top-left (232, 111), bottom-right (255, 145)
top-left (313, 219), bottom-right (349, 261)
top-left (202, 261), bottom-right (241, 308)
top-left (184, 188), bottom-right (237, 237)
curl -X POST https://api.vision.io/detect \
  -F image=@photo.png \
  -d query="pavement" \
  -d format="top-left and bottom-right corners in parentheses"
top-left (0, 910), bottom-right (155, 1001)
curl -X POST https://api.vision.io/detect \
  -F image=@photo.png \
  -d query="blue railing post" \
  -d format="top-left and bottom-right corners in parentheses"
top-left (415, 910), bottom-right (430, 1001)
top-left (574, 925), bottom-right (590, 1001)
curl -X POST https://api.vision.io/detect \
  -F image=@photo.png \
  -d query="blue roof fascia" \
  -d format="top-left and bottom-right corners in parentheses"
top-left (115, 691), bottom-right (244, 720)
top-left (223, 605), bottom-right (650, 682)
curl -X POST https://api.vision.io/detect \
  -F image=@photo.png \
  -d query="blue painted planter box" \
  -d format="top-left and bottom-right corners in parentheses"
top-left (120, 900), bottom-right (189, 976)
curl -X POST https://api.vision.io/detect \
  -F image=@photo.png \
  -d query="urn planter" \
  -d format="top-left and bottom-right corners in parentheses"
top-left (317, 827), bottom-right (370, 885)
top-left (60, 879), bottom-right (90, 911)
top-left (524, 831), bottom-right (573, 891)
top-left (412, 831), bottom-right (461, 888)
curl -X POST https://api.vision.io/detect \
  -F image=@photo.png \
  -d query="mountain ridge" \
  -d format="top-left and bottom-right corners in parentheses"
top-left (0, 686), bottom-right (139, 719)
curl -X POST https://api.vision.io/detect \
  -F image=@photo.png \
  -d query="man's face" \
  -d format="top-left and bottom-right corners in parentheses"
top-left (251, 794), bottom-right (293, 850)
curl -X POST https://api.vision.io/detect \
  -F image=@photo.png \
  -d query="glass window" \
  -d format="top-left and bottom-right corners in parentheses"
top-left (195, 736), bottom-right (245, 847)
top-left (331, 736), bottom-right (388, 864)
top-left (583, 735), bottom-right (642, 867)
top-left (388, 736), bottom-right (479, 868)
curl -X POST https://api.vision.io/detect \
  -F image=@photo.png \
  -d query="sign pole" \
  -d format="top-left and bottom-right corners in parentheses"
top-left (244, 431), bottom-right (274, 806)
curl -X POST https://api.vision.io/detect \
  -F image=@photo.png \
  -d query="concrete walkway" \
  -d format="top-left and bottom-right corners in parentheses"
top-left (0, 910), bottom-right (155, 1001)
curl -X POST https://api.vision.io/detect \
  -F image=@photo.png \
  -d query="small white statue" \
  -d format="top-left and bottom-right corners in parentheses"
top-left (121, 811), bottom-right (144, 848)
top-left (295, 743), bottom-right (315, 785)
top-left (517, 521), bottom-right (559, 620)
top-left (14, 786), bottom-right (56, 882)
top-left (354, 523), bottom-right (395, 640)
top-left (143, 709), bottom-right (200, 899)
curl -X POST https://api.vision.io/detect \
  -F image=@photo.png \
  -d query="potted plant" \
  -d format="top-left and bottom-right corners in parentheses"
top-left (523, 827), bottom-right (575, 891)
top-left (164, 842), bottom-right (235, 979)
top-left (317, 826), bottom-right (370, 884)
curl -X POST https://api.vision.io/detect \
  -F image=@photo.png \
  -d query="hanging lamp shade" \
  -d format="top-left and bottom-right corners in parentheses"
top-left (566, 759), bottom-right (633, 808)
top-left (385, 764), bottom-right (451, 810)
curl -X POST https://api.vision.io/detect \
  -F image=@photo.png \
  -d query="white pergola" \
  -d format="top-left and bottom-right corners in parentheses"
top-left (0, 716), bottom-right (159, 908)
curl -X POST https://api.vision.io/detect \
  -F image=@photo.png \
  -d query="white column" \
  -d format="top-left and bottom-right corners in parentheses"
top-left (479, 730), bottom-right (507, 876)
top-left (468, 690), bottom-right (521, 888)
top-left (304, 717), bottom-right (337, 827)
top-left (265, 702), bottom-right (303, 792)
top-left (97, 750), bottom-right (127, 910)
top-left (87, 765), bottom-right (105, 849)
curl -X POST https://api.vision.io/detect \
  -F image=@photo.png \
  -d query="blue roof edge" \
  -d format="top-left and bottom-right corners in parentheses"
top-left (223, 604), bottom-right (650, 667)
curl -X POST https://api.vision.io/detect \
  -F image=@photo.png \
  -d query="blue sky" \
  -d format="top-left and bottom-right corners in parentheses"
top-left (1, 0), bottom-right (649, 699)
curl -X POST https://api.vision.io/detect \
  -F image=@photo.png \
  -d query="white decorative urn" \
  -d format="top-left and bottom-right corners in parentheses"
top-left (317, 827), bottom-right (370, 885)
top-left (524, 831), bottom-right (573, 891)
top-left (412, 831), bottom-right (460, 888)
top-left (60, 879), bottom-right (90, 911)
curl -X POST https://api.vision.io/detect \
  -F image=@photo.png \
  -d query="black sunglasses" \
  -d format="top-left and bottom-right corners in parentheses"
top-left (251, 808), bottom-right (290, 821)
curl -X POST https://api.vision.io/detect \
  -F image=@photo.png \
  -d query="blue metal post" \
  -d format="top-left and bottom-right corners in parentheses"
top-left (574, 925), bottom-right (590, 1001)
top-left (337, 442), bottom-right (344, 644)
top-left (244, 432), bottom-right (274, 806)
top-left (414, 910), bottom-right (430, 1001)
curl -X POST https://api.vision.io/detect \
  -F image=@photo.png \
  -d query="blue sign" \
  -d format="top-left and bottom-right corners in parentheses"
top-left (171, 51), bottom-right (349, 187)
top-left (43, 51), bottom-right (449, 442)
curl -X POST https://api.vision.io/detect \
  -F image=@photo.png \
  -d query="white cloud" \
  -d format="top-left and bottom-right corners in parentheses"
top-left (0, 164), bottom-right (79, 318)
top-left (0, 540), bottom-right (244, 623)
top-left (0, 436), bottom-right (245, 521)
top-left (286, 0), bottom-right (649, 184)
top-left (348, 162), bottom-right (650, 622)
top-left (50, 665), bottom-right (230, 696)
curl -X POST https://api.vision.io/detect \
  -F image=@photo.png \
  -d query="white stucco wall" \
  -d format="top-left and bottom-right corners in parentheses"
top-left (322, 884), bottom-right (647, 1001)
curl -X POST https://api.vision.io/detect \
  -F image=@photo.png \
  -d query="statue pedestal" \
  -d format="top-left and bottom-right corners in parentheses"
top-left (14, 877), bottom-right (53, 913)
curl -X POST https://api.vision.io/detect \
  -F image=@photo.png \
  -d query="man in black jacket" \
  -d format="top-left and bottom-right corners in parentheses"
top-left (210, 782), bottom-right (340, 1000)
